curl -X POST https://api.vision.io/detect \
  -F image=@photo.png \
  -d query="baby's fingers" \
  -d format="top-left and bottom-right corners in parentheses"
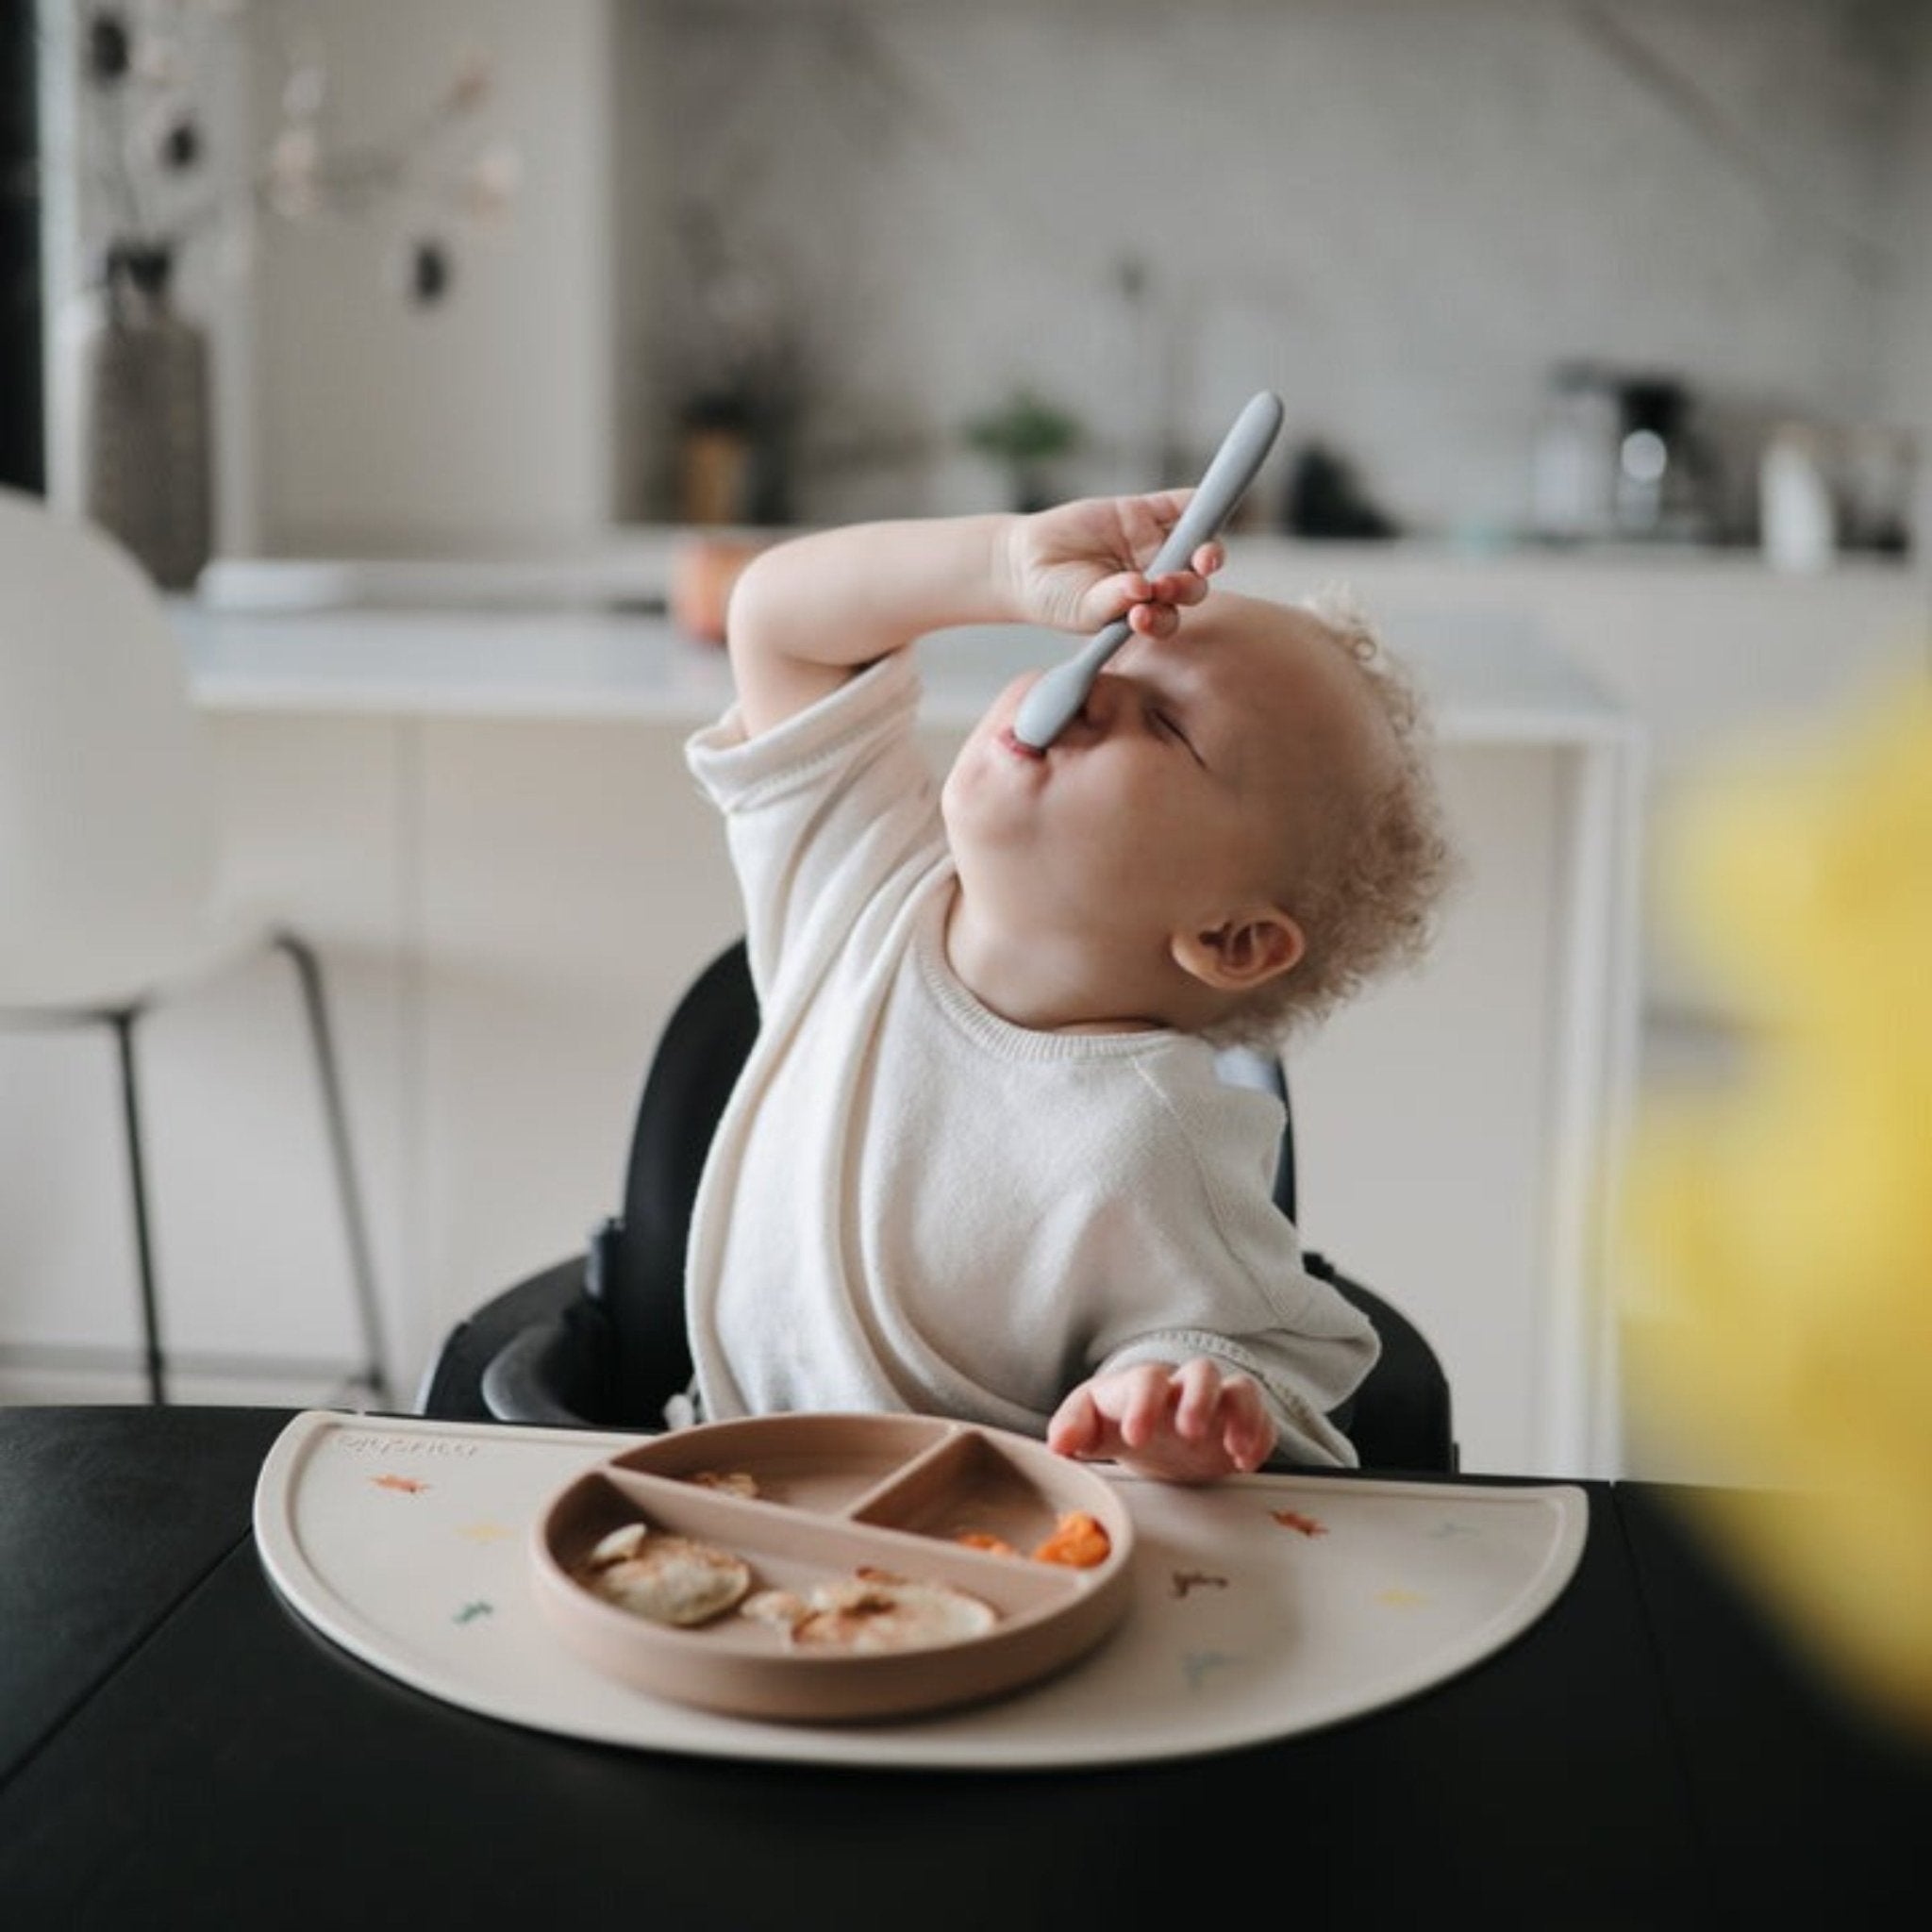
top-left (1126, 599), bottom-right (1182, 641)
top-left (1110, 1366), bottom-right (1180, 1448)
top-left (1127, 488), bottom-right (1196, 555)
top-left (1160, 539), bottom-right (1224, 594)
top-left (1047, 1385), bottom-right (1104, 1460)
top-left (1141, 566), bottom-right (1211, 610)
top-left (1220, 1377), bottom-right (1276, 1473)
top-left (1169, 1358), bottom-right (1225, 1441)
top-left (1093, 566), bottom-right (1155, 619)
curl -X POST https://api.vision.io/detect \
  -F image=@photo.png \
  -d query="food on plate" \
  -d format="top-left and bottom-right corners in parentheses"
top-left (1030, 1510), bottom-right (1112, 1569)
top-left (687, 1469), bottom-right (760, 1498)
top-left (575, 1521), bottom-right (753, 1627)
top-left (741, 1587), bottom-right (810, 1630)
top-left (952, 1512), bottom-right (1112, 1567)
top-left (954, 1530), bottom-right (1019, 1557)
top-left (741, 1567), bottom-right (998, 1654)
top-left (585, 1521), bottom-right (651, 1566)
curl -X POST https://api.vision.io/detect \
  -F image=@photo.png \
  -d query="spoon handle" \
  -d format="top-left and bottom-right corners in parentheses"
top-left (1011, 389), bottom-right (1285, 750)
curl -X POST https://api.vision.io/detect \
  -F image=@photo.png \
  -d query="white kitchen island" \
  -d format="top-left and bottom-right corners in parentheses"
top-left (0, 569), bottom-right (1642, 1480)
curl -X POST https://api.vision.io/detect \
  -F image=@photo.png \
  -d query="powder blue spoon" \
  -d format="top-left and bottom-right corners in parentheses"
top-left (1009, 388), bottom-right (1286, 752)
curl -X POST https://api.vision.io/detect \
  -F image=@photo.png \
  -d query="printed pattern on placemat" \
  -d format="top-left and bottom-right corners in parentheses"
top-left (256, 1412), bottom-right (1586, 1771)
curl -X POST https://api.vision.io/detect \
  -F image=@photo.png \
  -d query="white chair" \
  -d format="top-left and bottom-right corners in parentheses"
top-left (0, 484), bottom-right (389, 1405)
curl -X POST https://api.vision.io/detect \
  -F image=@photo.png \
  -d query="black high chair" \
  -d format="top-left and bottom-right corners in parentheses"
top-left (420, 939), bottom-right (1457, 1474)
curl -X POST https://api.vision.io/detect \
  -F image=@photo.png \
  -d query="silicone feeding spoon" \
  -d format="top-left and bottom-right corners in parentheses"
top-left (1009, 389), bottom-right (1286, 753)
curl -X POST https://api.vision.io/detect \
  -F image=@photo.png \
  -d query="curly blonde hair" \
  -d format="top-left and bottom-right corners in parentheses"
top-left (1204, 585), bottom-right (1457, 1051)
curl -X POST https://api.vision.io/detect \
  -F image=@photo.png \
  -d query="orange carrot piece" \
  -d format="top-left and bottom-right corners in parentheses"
top-left (1031, 1510), bottom-right (1111, 1568)
top-left (955, 1531), bottom-right (1020, 1557)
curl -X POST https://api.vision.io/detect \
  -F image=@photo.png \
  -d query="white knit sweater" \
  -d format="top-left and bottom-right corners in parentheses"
top-left (683, 651), bottom-right (1377, 1467)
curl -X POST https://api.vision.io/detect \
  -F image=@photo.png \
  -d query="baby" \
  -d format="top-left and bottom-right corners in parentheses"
top-left (682, 490), bottom-right (1451, 1481)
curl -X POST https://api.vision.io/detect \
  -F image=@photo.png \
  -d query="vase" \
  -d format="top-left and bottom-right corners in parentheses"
top-left (74, 243), bottom-right (212, 591)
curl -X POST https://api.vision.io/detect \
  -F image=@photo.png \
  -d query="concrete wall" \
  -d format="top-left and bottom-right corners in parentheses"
top-left (644, 0), bottom-right (1924, 534)
top-left (47, 0), bottom-right (1921, 554)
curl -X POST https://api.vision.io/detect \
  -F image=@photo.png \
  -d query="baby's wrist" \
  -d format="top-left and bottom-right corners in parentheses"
top-left (986, 513), bottom-right (1031, 624)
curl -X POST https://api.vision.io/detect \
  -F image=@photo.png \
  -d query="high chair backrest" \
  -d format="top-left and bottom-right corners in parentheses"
top-left (603, 935), bottom-right (758, 1419)
top-left (425, 936), bottom-right (1457, 1474)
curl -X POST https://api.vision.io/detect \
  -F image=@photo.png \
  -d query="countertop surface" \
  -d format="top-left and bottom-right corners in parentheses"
top-left (178, 528), bottom-right (1920, 738)
top-left (170, 595), bottom-right (1636, 744)
top-left (194, 532), bottom-right (1925, 603)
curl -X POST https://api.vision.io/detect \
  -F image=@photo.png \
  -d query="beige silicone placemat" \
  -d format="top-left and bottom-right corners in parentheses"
top-left (254, 1410), bottom-right (1587, 1771)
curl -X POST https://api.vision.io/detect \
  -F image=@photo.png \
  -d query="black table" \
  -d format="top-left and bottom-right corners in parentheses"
top-left (1, 1407), bottom-right (1924, 1928)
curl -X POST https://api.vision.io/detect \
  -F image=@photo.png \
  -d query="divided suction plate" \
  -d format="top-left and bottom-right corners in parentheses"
top-left (530, 1413), bottom-right (1136, 1723)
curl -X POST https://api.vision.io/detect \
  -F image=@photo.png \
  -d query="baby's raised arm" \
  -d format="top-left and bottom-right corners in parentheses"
top-left (724, 495), bottom-right (1221, 738)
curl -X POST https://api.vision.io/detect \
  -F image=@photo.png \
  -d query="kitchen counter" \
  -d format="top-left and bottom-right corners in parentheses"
top-left (194, 532), bottom-right (1923, 606)
top-left (172, 596), bottom-right (1628, 749)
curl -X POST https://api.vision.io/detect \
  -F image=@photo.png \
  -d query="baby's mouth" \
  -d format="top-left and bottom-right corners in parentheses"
top-left (998, 725), bottom-right (1047, 762)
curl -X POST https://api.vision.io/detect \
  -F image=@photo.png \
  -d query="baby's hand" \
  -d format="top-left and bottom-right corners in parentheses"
top-left (1047, 1358), bottom-right (1276, 1485)
top-left (1004, 491), bottom-right (1224, 642)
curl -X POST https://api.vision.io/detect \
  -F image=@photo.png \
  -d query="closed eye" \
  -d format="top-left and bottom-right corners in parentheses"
top-left (1152, 708), bottom-right (1205, 766)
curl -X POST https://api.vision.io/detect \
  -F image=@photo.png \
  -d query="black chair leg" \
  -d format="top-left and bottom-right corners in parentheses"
top-left (110, 1008), bottom-right (167, 1406)
top-left (275, 933), bottom-right (391, 1405)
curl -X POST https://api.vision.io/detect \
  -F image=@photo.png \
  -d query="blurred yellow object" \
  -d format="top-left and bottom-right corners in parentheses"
top-left (1623, 668), bottom-right (1932, 1737)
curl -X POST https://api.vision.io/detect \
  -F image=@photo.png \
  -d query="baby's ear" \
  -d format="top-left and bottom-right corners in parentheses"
top-left (1171, 908), bottom-right (1304, 991)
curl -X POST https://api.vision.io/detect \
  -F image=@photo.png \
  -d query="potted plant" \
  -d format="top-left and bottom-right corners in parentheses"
top-left (963, 388), bottom-right (1085, 511)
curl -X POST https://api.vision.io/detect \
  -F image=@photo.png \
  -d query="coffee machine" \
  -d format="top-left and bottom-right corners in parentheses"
top-left (1532, 362), bottom-right (1714, 542)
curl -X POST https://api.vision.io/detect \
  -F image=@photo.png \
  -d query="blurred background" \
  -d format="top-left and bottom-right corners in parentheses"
top-left (12, 0), bottom-right (1927, 554)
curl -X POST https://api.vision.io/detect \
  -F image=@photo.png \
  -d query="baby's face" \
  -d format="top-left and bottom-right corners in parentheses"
top-left (941, 594), bottom-right (1385, 963)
